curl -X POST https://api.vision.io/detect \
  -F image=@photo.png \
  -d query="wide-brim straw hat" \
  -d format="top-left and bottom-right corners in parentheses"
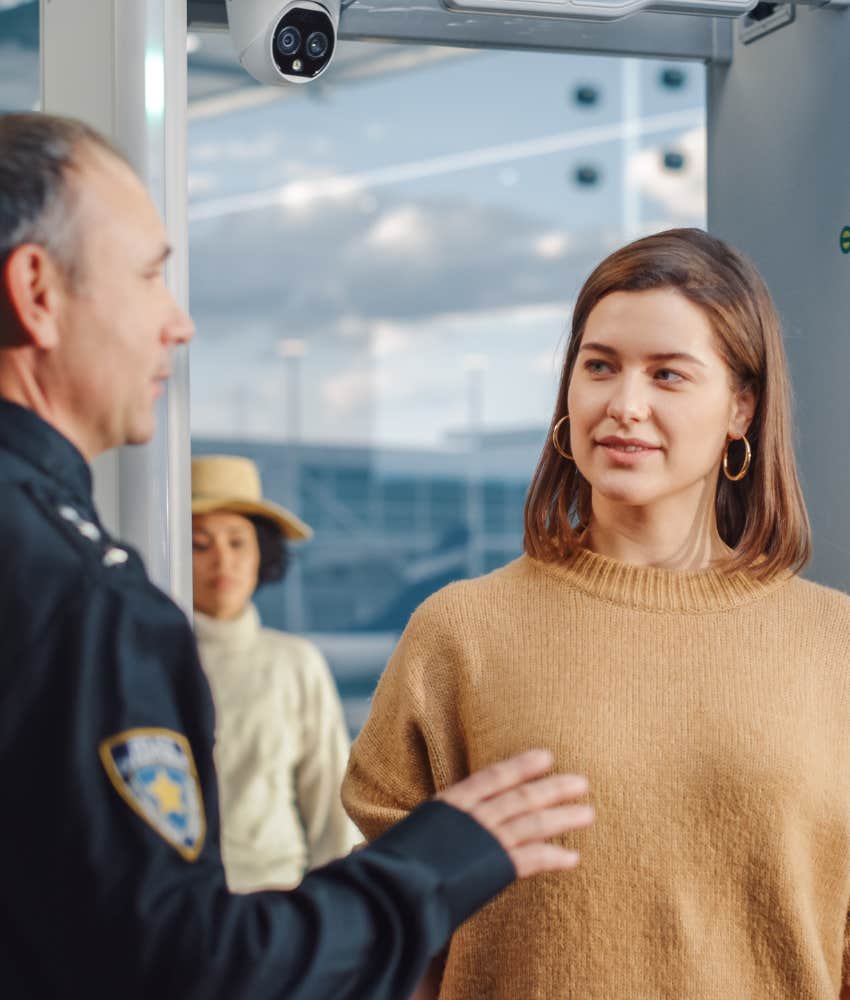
top-left (191, 455), bottom-right (313, 541)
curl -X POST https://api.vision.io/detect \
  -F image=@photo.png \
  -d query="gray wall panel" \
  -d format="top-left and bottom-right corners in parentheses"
top-left (708, 6), bottom-right (850, 590)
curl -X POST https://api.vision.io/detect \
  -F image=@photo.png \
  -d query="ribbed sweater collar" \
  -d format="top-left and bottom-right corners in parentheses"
top-left (525, 548), bottom-right (789, 613)
top-left (194, 602), bottom-right (261, 649)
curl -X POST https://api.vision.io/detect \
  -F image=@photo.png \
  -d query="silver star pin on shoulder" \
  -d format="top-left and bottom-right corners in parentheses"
top-left (58, 505), bottom-right (81, 524)
top-left (77, 521), bottom-right (102, 542)
top-left (103, 547), bottom-right (129, 568)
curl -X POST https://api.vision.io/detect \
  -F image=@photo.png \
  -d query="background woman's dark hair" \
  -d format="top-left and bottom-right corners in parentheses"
top-left (523, 227), bottom-right (811, 580)
top-left (249, 515), bottom-right (289, 587)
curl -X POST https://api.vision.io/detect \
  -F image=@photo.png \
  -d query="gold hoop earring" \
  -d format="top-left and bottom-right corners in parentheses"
top-left (552, 415), bottom-right (573, 461)
top-left (723, 434), bottom-right (751, 482)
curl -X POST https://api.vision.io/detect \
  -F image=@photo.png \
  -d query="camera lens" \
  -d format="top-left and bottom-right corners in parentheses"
top-left (306, 31), bottom-right (329, 60)
top-left (276, 26), bottom-right (301, 57)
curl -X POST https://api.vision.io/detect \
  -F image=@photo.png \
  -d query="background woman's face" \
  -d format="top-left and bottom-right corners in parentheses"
top-left (566, 287), bottom-right (753, 512)
top-left (192, 511), bottom-right (261, 620)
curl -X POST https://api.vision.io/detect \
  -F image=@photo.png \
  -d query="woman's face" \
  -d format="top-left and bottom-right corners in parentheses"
top-left (192, 511), bottom-right (261, 620)
top-left (566, 287), bottom-right (755, 512)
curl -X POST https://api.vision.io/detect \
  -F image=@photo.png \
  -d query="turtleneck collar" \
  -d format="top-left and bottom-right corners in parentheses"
top-left (524, 547), bottom-right (789, 614)
top-left (194, 602), bottom-right (261, 648)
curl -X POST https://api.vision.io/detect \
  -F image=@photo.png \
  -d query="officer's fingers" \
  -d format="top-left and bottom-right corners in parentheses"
top-left (495, 802), bottom-right (595, 852)
top-left (437, 749), bottom-right (554, 812)
top-left (473, 773), bottom-right (589, 831)
top-left (508, 843), bottom-right (582, 880)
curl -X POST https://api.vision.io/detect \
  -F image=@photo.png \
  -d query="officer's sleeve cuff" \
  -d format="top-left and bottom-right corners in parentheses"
top-left (370, 799), bottom-right (516, 930)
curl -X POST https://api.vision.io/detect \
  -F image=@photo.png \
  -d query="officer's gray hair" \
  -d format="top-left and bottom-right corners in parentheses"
top-left (0, 113), bottom-right (125, 290)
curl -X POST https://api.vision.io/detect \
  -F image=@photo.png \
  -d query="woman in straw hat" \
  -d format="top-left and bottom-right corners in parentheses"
top-left (342, 229), bottom-right (850, 999)
top-left (191, 454), bottom-right (358, 892)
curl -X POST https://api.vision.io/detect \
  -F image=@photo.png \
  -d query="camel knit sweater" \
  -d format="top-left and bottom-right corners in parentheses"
top-left (342, 550), bottom-right (850, 999)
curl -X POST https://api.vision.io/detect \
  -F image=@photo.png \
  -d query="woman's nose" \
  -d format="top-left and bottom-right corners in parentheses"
top-left (606, 374), bottom-right (650, 423)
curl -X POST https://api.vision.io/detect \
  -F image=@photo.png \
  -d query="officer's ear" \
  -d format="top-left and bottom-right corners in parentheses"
top-left (2, 243), bottom-right (68, 351)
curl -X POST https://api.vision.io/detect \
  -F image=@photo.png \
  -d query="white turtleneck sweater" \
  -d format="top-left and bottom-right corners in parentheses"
top-left (194, 603), bottom-right (359, 892)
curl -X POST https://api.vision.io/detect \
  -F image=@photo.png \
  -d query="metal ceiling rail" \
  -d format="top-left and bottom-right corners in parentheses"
top-left (188, 0), bottom-right (733, 63)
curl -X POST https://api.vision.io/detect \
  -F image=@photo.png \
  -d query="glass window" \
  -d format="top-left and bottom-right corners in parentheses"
top-left (187, 37), bottom-right (706, 733)
top-left (0, 1), bottom-right (39, 112)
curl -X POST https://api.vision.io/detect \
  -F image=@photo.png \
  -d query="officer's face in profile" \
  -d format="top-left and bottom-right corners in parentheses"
top-left (46, 144), bottom-right (195, 458)
top-left (191, 511), bottom-right (261, 620)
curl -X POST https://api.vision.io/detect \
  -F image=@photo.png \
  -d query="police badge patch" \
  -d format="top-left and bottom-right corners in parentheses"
top-left (99, 728), bottom-right (206, 861)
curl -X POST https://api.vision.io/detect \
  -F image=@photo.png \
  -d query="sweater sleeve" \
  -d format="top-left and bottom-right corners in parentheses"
top-left (293, 639), bottom-right (361, 868)
top-left (342, 593), bottom-right (469, 842)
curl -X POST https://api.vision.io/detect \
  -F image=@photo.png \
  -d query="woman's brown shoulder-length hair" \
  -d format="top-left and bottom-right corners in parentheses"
top-left (523, 227), bottom-right (811, 580)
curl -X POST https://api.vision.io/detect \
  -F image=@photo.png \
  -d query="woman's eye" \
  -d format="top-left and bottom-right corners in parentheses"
top-left (655, 368), bottom-right (684, 384)
top-left (191, 540), bottom-right (209, 552)
top-left (585, 359), bottom-right (612, 375)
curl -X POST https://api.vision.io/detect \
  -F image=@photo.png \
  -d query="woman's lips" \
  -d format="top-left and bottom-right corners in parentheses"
top-left (595, 437), bottom-right (661, 464)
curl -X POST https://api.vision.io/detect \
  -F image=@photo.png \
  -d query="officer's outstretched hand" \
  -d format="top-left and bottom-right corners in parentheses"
top-left (437, 749), bottom-right (593, 878)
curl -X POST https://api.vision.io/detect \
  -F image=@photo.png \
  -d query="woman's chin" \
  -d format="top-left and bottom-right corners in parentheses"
top-left (587, 474), bottom-right (662, 508)
top-left (196, 598), bottom-right (245, 621)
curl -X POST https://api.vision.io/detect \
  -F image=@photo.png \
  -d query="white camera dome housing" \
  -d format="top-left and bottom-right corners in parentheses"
top-left (226, 0), bottom-right (341, 85)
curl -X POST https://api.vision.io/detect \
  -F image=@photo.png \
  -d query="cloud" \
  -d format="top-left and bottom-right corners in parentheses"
top-left (365, 205), bottom-right (434, 256)
top-left (372, 321), bottom-right (411, 358)
top-left (531, 348), bottom-right (565, 376)
top-left (533, 231), bottom-right (570, 260)
top-left (188, 189), bottom-right (602, 338)
top-left (334, 314), bottom-right (371, 340)
top-left (188, 172), bottom-right (219, 198)
top-left (192, 135), bottom-right (283, 164)
top-left (321, 370), bottom-right (374, 413)
top-left (188, 106), bottom-right (704, 225)
top-left (628, 126), bottom-right (706, 219)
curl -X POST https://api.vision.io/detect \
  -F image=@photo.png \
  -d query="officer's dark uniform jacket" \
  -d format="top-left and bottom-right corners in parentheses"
top-left (0, 398), bottom-right (515, 999)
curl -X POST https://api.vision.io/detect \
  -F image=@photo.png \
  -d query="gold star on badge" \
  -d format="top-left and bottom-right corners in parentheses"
top-left (148, 771), bottom-right (184, 814)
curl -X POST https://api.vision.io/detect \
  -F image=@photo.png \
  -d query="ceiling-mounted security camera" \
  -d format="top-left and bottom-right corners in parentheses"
top-left (226, 0), bottom-right (341, 85)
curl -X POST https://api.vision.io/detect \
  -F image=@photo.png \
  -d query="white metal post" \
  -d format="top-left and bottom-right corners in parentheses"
top-left (40, 0), bottom-right (193, 613)
top-left (621, 59), bottom-right (641, 242)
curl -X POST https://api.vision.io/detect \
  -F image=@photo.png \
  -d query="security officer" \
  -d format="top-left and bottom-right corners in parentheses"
top-left (0, 113), bottom-right (594, 998)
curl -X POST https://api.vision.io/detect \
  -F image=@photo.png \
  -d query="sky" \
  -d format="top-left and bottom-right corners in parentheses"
top-left (185, 45), bottom-right (706, 448)
top-left (0, 7), bottom-right (707, 450)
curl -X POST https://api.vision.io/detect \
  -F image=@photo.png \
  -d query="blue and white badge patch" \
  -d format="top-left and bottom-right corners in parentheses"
top-left (99, 728), bottom-right (206, 862)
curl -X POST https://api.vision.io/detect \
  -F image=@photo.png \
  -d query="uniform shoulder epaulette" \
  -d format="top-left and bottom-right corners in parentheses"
top-left (54, 502), bottom-right (130, 569)
top-left (21, 481), bottom-right (134, 574)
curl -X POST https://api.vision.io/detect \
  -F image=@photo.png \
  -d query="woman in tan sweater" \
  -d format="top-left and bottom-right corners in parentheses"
top-left (342, 228), bottom-right (850, 999)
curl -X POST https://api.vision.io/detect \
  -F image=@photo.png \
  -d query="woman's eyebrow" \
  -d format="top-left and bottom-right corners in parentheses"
top-left (646, 351), bottom-right (706, 367)
top-left (579, 342), bottom-right (618, 356)
top-left (579, 342), bottom-right (705, 367)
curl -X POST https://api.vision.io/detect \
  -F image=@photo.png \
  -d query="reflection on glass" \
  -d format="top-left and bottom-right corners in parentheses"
top-left (0, 1), bottom-right (39, 112)
top-left (187, 41), bottom-right (706, 733)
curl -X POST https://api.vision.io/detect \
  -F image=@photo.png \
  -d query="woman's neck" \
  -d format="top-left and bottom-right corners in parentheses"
top-left (584, 485), bottom-right (732, 571)
top-left (194, 602), bottom-right (260, 647)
